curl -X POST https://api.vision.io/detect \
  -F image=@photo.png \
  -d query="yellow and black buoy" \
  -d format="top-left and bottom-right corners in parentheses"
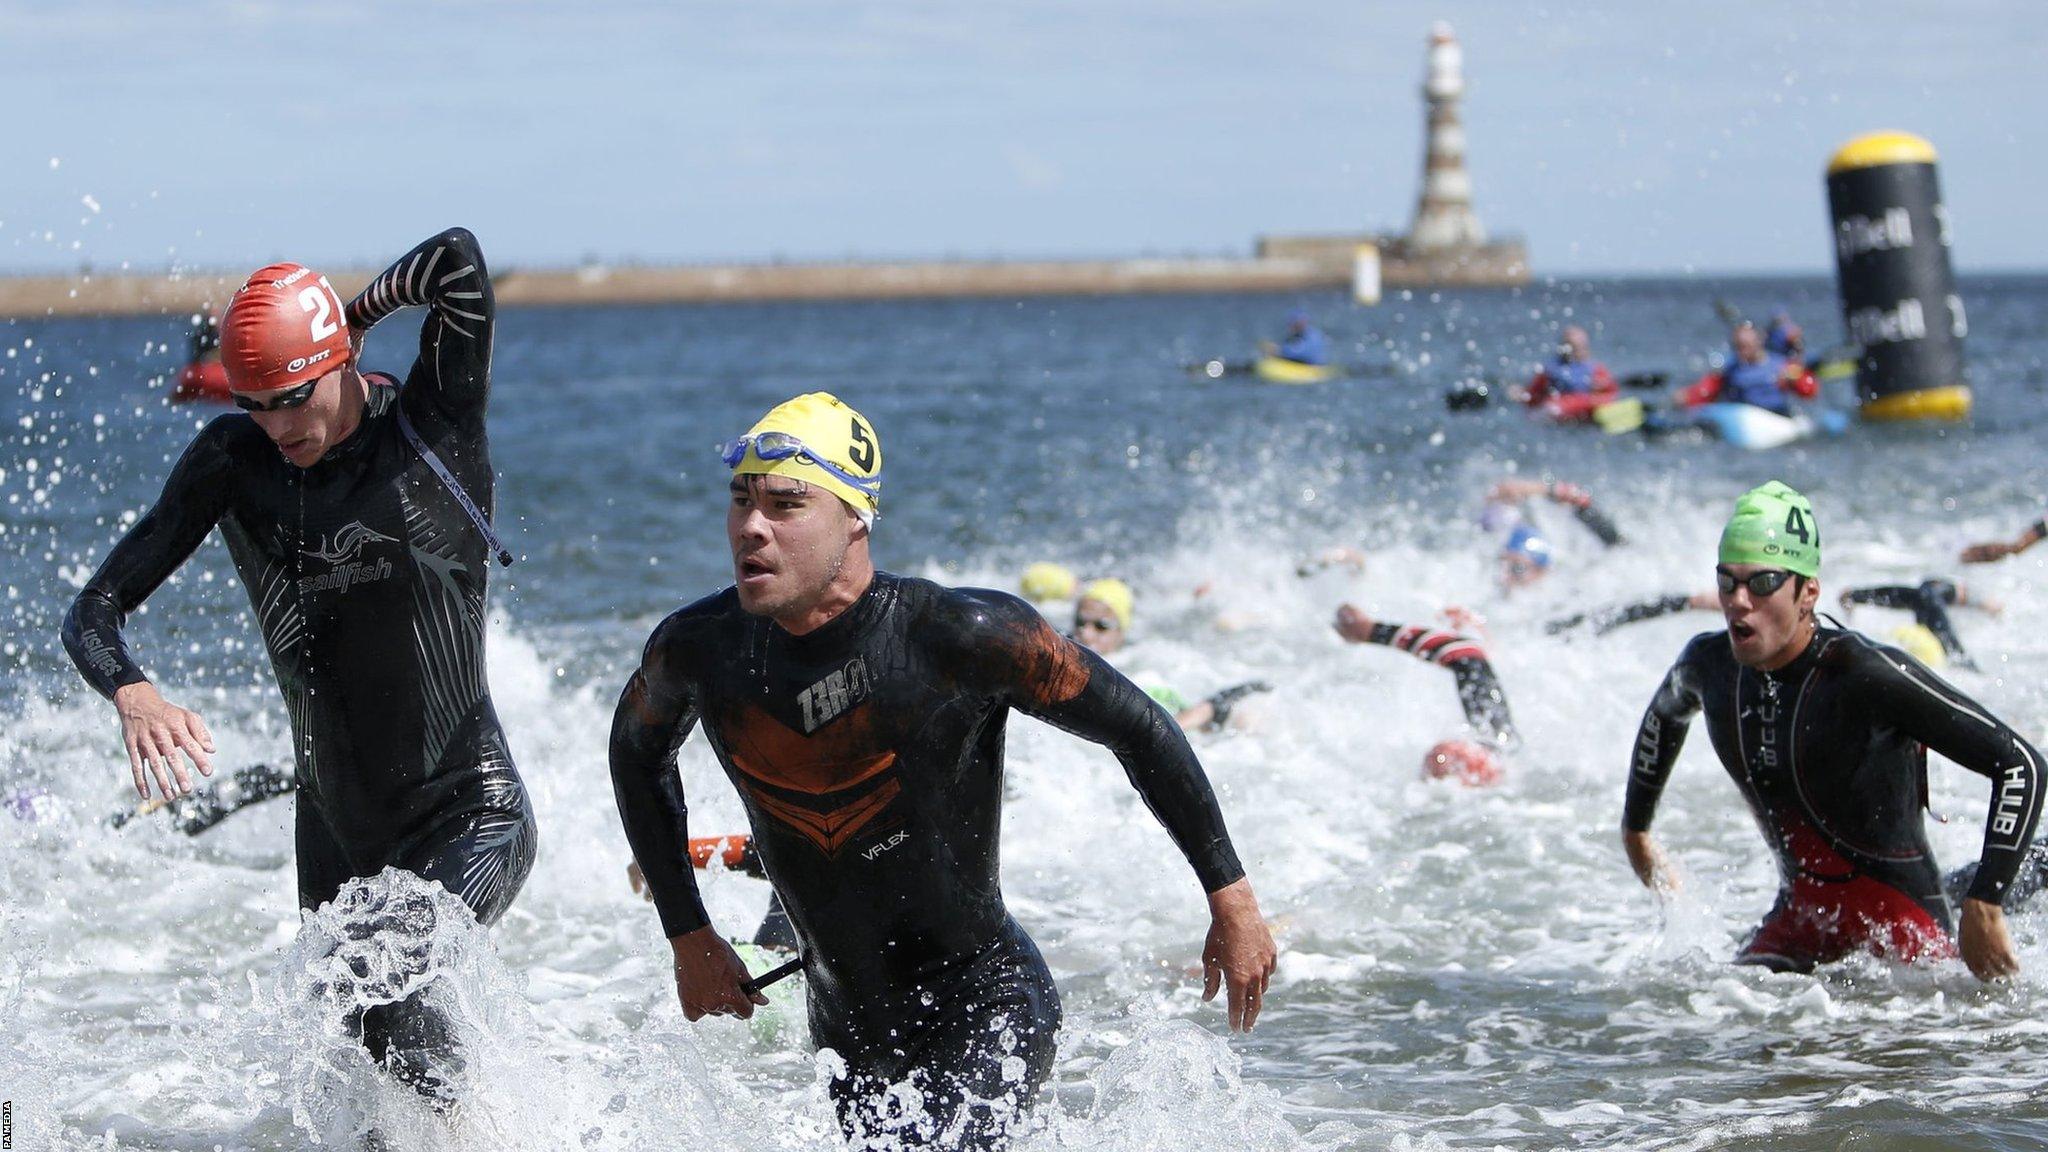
top-left (1826, 131), bottom-right (1969, 422)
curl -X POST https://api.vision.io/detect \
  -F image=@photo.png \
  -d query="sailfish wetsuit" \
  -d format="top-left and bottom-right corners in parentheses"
top-left (611, 573), bottom-right (1245, 1148)
top-left (1625, 626), bottom-right (2043, 971)
top-left (62, 228), bottom-right (536, 1088)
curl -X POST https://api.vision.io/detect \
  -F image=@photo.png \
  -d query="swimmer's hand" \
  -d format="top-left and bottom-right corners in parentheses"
top-left (113, 681), bottom-right (215, 801)
top-left (1332, 604), bottom-right (1374, 644)
top-left (1960, 898), bottom-right (2021, 981)
top-left (1622, 829), bottom-right (1680, 894)
top-left (627, 861), bottom-right (654, 902)
top-left (670, 925), bottom-right (770, 1021)
top-left (1202, 878), bottom-right (1277, 1033)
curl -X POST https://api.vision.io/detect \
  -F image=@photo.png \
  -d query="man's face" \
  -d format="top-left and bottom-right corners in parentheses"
top-left (1561, 326), bottom-right (1590, 361)
top-left (238, 366), bottom-right (352, 468)
top-left (1733, 325), bottom-right (1765, 363)
top-left (1718, 563), bottom-right (1818, 667)
top-left (1072, 597), bottom-right (1125, 655)
top-left (727, 474), bottom-right (858, 618)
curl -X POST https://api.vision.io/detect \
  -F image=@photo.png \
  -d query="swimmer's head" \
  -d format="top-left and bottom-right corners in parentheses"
top-left (1717, 482), bottom-right (1822, 669)
top-left (722, 392), bottom-right (881, 526)
top-left (1498, 524), bottom-right (1553, 588)
top-left (1422, 739), bottom-right (1503, 788)
top-left (1718, 481), bottom-right (1818, 578)
top-left (222, 263), bottom-right (363, 468)
top-left (1021, 562), bottom-right (1078, 603)
top-left (1890, 623), bottom-right (1946, 668)
top-left (723, 393), bottom-right (880, 623)
top-left (1073, 578), bottom-right (1133, 655)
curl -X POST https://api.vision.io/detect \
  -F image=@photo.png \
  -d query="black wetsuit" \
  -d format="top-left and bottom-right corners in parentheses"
top-left (62, 228), bottom-right (536, 1092)
top-left (1843, 579), bottom-right (1976, 670)
top-left (1547, 594), bottom-right (1697, 637)
top-left (611, 573), bottom-right (1244, 1149)
top-left (1625, 626), bottom-right (2044, 971)
top-left (1355, 622), bottom-right (1519, 748)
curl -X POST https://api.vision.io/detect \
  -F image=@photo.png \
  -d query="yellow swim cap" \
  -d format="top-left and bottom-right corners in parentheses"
top-left (1021, 562), bottom-right (1078, 603)
top-left (1078, 578), bottom-right (1134, 632)
top-left (1890, 623), bottom-right (1946, 668)
top-left (726, 392), bottom-right (881, 519)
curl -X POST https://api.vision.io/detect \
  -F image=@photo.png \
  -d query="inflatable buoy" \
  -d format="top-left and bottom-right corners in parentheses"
top-left (1422, 739), bottom-right (1503, 787)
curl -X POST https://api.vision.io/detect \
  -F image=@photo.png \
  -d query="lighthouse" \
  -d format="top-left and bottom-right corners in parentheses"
top-left (1408, 21), bottom-right (1487, 252)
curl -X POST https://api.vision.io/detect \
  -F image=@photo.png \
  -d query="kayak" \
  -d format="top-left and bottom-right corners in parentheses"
top-left (1646, 402), bottom-right (1849, 450)
top-left (172, 355), bottom-right (230, 403)
top-left (1253, 356), bottom-right (1341, 385)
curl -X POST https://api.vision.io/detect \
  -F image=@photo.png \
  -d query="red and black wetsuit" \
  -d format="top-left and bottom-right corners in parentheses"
top-left (610, 573), bottom-right (1244, 1148)
top-left (1355, 621), bottom-right (1519, 749)
top-left (1625, 626), bottom-right (2044, 971)
top-left (61, 229), bottom-right (535, 1093)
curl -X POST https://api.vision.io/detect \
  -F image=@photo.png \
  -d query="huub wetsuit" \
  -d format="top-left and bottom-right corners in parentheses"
top-left (62, 228), bottom-right (536, 1092)
top-left (1842, 579), bottom-right (1976, 670)
top-left (611, 573), bottom-right (1244, 1149)
top-left (1625, 626), bottom-right (2044, 971)
top-left (1351, 621), bottom-right (1519, 749)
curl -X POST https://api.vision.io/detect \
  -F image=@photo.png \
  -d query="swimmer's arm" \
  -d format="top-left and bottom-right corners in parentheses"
top-left (346, 227), bottom-right (495, 419)
top-left (1621, 655), bottom-right (1705, 840)
top-left (608, 636), bottom-right (712, 939)
top-left (1860, 652), bottom-right (2045, 906)
top-left (62, 427), bottom-right (233, 701)
top-left (1961, 518), bottom-right (2047, 564)
top-left (1837, 586), bottom-right (1915, 612)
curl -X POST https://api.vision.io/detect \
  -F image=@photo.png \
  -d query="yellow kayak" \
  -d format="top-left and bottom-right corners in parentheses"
top-left (1253, 356), bottom-right (1341, 385)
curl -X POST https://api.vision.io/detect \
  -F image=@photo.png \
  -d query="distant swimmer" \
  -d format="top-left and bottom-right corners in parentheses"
top-left (4, 762), bottom-right (296, 835)
top-left (1332, 604), bottom-right (1518, 786)
top-left (1515, 325), bottom-right (1619, 421)
top-left (61, 229), bottom-right (537, 1102)
top-left (1838, 578), bottom-right (1997, 672)
top-left (609, 392), bottom-right (1274, 1149)
top-left (1622, 482), bottom-right (2043, 980)
top-left (1545, 592), bottom-right (1719, 637)
top-left (1481, 478), bottom-right (1625, 591)
top-left (1263, 309), bottom-right (1330, 366)
top-left (1054, 574), bottom-right (1272, 732)
top-left (1678, 323), bottom-right (1818, 415)
top-left (1961, 515), bottom-right (2048, 565)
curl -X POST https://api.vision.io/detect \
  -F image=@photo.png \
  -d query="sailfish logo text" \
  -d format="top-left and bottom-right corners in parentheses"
top-left (301, 521), bottom-right (398, 594)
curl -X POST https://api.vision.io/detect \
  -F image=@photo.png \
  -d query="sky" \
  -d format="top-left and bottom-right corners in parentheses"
top-left (3, 0), bottom-right (2045, 276)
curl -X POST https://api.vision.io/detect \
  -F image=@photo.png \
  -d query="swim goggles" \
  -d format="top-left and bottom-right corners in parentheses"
top-left (231, 376), bottom-right (321, 413)
top-left (1074, 614), bottom-right (1122, 634)
top-left (1715, 567), bottom-right (1795, 597)
top-left (717, 431), bottom-right (881, 499)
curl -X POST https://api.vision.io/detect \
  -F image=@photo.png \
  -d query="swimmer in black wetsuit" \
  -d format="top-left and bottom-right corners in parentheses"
top-left (1331, 605), bottom-right (1519, 749)
top-left (1622, 483), bottom-right (2042, 980)
top-left (1838, 578), bottom-right (1997, 671)
top-left (610, 392), bottom-right (1275, 1150)
top-left (61, 229), bottom-right (536, 1099)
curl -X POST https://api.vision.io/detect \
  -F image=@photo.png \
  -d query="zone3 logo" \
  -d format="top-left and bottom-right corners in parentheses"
top-left (798, 657), bottom-right (871, 733)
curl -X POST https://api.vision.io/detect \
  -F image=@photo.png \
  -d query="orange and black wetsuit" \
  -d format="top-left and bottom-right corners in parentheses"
top-left (1625, 626), bottom-right (2043, 972)
top-left (610, 573), bottom-right (1244, 1149)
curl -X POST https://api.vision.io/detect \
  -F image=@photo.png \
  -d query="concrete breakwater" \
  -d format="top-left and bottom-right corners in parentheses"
top-left (0, 248), bottom-right (1527, 319)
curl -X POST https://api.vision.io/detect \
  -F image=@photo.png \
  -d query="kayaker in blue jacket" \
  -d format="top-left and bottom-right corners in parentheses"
top-left (1681, 324), bottom-right (1816, 415)
top-left (1269, 311), bottom-right (1330, 366)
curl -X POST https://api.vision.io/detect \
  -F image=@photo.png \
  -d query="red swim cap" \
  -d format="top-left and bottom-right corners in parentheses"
top-left (220, 263), bottom-right (352, 393)
top-left (1421, 739), bottom-right (1503, 788)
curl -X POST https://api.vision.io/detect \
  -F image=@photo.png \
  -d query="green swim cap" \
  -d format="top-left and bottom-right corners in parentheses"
top-left (1718, 481), bottom-right (1820, 577)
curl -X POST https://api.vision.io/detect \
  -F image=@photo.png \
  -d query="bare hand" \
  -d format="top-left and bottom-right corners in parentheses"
top-left (627, 860), bottom-right (653, 902)
top-left (669, 925), bottom-right (770, 1021)
top-left (1332, 603), bottom-right (1374, 644)
top-left (1201, 878), bottom-right (1277, 1032)
top-left (1622, 829), bottom-right (1678, 893)
top-left (1487, 479), bottom-right (1547, 504)
top-left (1959, 898), bottom-right (2021, 981)
top-left (113, 681), bottom-right (214, 800)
